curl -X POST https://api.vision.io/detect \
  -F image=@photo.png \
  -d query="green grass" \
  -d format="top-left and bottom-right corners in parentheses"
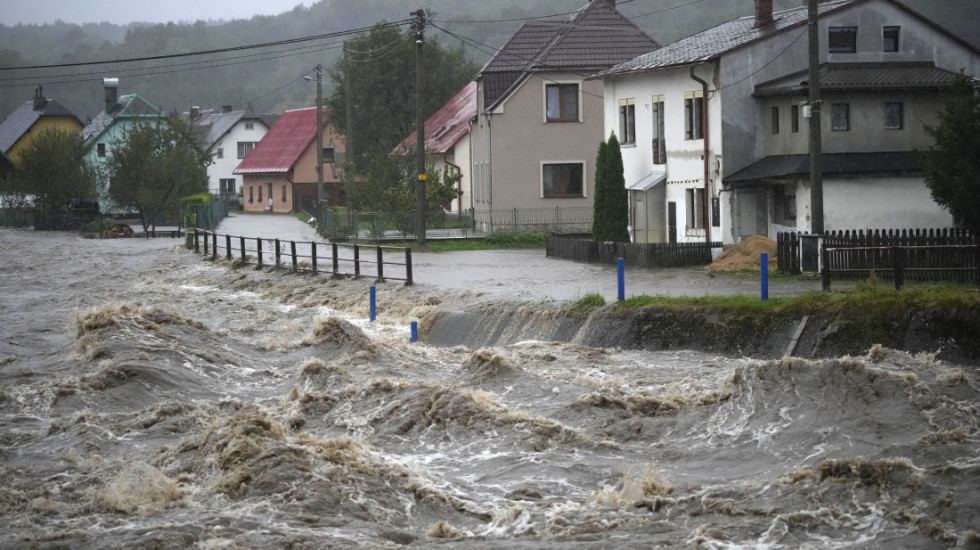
top-left (420, 231), bottom-right (549, 252)
top-left (570, 293), bottom-right (606, 317)
top-left (603, 280), bottom-right (978, 317)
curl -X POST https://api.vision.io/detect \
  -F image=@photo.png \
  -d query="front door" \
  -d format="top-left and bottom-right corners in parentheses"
top-left (667, 201), bottom-right (677, 244)
top-left (738, 191), bottom-right (757, 241)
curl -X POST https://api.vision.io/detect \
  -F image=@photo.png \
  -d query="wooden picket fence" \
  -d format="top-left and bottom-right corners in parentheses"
top-left (547, 235), bottom-right (720, 268)
top-left (777, 227), bottom-right (978, 286)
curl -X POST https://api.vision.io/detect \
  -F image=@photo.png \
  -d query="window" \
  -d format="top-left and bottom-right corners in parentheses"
top-left (542, 163), bottom-right (584, 198)
top-left (237, 141), bottom-right (257, 159)
top-left (885, 102), bottom-right (903, 130)
top-left (686, 188), bottom-right (704, 229)
top-left (323, 147), bottom-right (335, 163)
top-left (829, 26), bottom-right (858, 53)
top-left (244, 121), bottom-right (254, 130)
top-left (545, 83), bottom-right (579, 122)
top-left (771, 106), bottom-right (780, 134)
top-left (97, 143), bottom-right (106, 157)
top-left (652, 95), bottom-right (666, 164)
top-left (791, 104), bottom-right (800, 133)
top-left (216, 147), bottom-right (224, 159)
top-left (883, 26), bottom-right (900, 52)
top-left (257, 185), bottom-right (262, 202)
top-left (684, 91), bottom-right (704, 140)
top-left (249, 185), bottom-right (254, 203)
top-left (774, 186), bottom-right (796, 221)
top-left (282, 184), bottom-right (287, 202)
top-left (219, 178), bottom-right (236, 195)
top-left (831, 103), bottom-right (850, 131)
top-left (618, 98), bottom-right (635, 145)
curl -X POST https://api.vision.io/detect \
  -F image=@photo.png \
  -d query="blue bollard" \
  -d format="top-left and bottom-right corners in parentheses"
top-left (370, 286), bottom-right (376, 322)
top-left (617, 257), bottom-right (625, 302)
top-left (410, 321), bottom-right (418, 343)
top-left (761, 252), bottom-right (769, 301)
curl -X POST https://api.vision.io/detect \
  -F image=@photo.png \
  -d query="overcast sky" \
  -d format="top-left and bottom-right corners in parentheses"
top-left (0, 0), bottom-right (313, 26)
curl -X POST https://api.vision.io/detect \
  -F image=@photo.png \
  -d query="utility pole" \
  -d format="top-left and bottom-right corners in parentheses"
top-left (412, 8), bottom-right (426, 246)
top-left (315, 63), bottom-right (324, 205)
top-left (807, 0), bottom-right (824, 234)
top-left (343, 43), bottom-right (355, 165)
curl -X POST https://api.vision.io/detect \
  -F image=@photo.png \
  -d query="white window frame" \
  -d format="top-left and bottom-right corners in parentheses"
top-left (542, 80), bottom-right (583, 123)
top-left (619, 98), bottom-right (636, 145)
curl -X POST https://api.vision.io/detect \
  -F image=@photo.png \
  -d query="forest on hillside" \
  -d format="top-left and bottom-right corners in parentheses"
top-left (1, 0), bottom-right (977, 122)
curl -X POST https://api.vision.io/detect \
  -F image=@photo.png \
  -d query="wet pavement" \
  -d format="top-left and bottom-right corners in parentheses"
top-left (215, 212), bottom-right (824, 303)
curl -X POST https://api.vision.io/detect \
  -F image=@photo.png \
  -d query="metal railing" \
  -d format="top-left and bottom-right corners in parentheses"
top-left (193, 229), bottom-right (413, 284)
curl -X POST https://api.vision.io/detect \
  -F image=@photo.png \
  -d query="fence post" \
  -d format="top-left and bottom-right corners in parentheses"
top-left (240, 236), bottom-right (246, 264)
top-left (617, 257), bottom-right (625, 301)
top-left (405, 248), bottom-right (413, 286)
top-left (376, 246), bottom-right (385, 282)
top-left (354, 244), bottom-right (361, 277)
top-left (311, 242), bottom-right (317, 273)
top-left (332, 242), bottom-right (339, 276)
top-left (257, 238), bottom-right (263, 267)
top-left (761, 252), bottom-right (769, 301)
top-left (892, 246), bottom-right (904, 291)
top-left (194, 229), bottom-right (200, 253)
top-left (821, 247), bottom-right (831, 291)
top-left (275, 239), bottom-right (281, 267)
top-left (370, 286), bottom-right (376, 322)
top-left (212, 232), bottom-right (217, 260)
top-left (291, 241), bottom-right (298, 270)
top-left (225, 235), bottom-right (232, 261)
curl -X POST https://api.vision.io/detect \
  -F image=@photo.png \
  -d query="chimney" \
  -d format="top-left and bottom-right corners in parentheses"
top-left (103, 77), bottom-right (119, 111)
top-left (191, 106), bottom-right (200, 119)
top-left (222, 105), bottom-right (233, 113)
top-left (754, 0), bottom-right (773, 27)
top-left (33, 86), bottom-right (46, 110)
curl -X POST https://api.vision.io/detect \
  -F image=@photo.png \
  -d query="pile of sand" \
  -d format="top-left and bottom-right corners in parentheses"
top-left (706, 235), bottom-right (778, 272)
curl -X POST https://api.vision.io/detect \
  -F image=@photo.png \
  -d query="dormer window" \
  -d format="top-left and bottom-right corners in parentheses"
top-left (828, 26), bottom-right (857, 53)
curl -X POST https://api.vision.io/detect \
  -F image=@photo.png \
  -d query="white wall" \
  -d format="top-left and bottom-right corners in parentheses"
top-left (210, 120), bottom-right (268, 196)
top-left (822, 176), bottom-right (953, 231)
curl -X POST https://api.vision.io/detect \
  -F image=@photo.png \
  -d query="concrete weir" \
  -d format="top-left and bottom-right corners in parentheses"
top-left (421, 303), bottom-right (980, 364)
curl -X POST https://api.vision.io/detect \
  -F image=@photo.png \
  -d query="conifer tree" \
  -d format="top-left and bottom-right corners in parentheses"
top-left (593, 132), bottom-right (630, 242)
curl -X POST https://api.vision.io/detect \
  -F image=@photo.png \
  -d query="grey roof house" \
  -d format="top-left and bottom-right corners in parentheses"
top-left (468, 0), bottom-right (659, 230)
top-left (595, 0), bottom-right (980, 244)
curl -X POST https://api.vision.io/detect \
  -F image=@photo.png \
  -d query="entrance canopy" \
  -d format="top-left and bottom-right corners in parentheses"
top-left (626, 170), bottom-right (667, 191)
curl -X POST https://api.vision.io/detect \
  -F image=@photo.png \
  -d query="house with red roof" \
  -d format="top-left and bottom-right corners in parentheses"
top-left (234, 106), bottom-right (345, 213)
top-left (393, 81), bottom-right (476, 214)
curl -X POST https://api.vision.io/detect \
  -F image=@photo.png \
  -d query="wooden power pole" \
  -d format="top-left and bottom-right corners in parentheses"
top-left (412, 9), bottom-right (426, 246)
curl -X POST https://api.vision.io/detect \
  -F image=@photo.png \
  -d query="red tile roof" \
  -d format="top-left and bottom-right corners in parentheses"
top-left (234, 107), bottom-right (325, 174)
top-left (393, 82), bottom-right (476, 156)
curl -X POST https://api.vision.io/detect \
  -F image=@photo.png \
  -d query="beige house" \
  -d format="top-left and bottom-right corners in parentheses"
top-left (469, 0), bottom-right (658, 231)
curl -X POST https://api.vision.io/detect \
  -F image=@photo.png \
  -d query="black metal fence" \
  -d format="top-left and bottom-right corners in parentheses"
top-left (546, 235), bottom-right (721, 268)
top-left (1, 208), bottom-right (35, 229)
top-left (192, 229), bottom-right (413, 284)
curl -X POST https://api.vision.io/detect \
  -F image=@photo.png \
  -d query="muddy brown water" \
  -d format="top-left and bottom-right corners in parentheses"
top-left (1, 229), bottom-right (977, 549)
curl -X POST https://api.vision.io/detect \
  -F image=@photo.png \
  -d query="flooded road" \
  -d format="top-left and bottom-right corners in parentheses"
top-left (1, 228), bottom-right (977, 549)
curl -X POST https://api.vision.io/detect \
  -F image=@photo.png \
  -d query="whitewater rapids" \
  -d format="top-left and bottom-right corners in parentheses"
top-left (1, 230), bottom-right (977, 549)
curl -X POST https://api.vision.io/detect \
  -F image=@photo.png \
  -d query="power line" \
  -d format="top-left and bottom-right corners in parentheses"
top-left (0, 20), bottom-right (412, 72)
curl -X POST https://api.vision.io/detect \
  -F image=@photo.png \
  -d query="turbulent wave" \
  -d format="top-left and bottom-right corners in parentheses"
top-left (1, 231), bottom-right (977, 549)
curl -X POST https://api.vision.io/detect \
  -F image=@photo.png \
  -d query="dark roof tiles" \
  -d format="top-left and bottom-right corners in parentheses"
top-left (0, 98), bottom-right (81, 153)
top-left (754, 62), bottom-right (964, 96)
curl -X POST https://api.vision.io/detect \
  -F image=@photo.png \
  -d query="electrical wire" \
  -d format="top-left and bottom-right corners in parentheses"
top-left (0, 20), bottom-right (413, 72)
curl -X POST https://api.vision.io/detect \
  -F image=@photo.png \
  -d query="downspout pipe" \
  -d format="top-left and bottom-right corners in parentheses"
top-left (690, 66), bottom-right (711, 246)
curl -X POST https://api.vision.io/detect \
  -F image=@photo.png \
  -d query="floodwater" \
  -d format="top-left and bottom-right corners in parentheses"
top-left (1, 228), bottom-right (977, 549)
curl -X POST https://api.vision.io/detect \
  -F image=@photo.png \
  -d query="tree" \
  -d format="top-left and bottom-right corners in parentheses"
top-left (325, 22), bottom-right (479, 164)
top-left (341, 154), bottom-right (461, 213)
top-left (105, 118), bottom-right (210, 234)
top-left (921, 73), bottom-right (980, 234)
top-left (592, 132), bottom-right (630, 242)
top-left (0, 128), bottom-right (98, 229)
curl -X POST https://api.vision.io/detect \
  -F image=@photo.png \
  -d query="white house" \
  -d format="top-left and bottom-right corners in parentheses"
top-left (596, 0), bottom-right (980, 244)
top-left (180, 106), bottom-right (277, 207)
